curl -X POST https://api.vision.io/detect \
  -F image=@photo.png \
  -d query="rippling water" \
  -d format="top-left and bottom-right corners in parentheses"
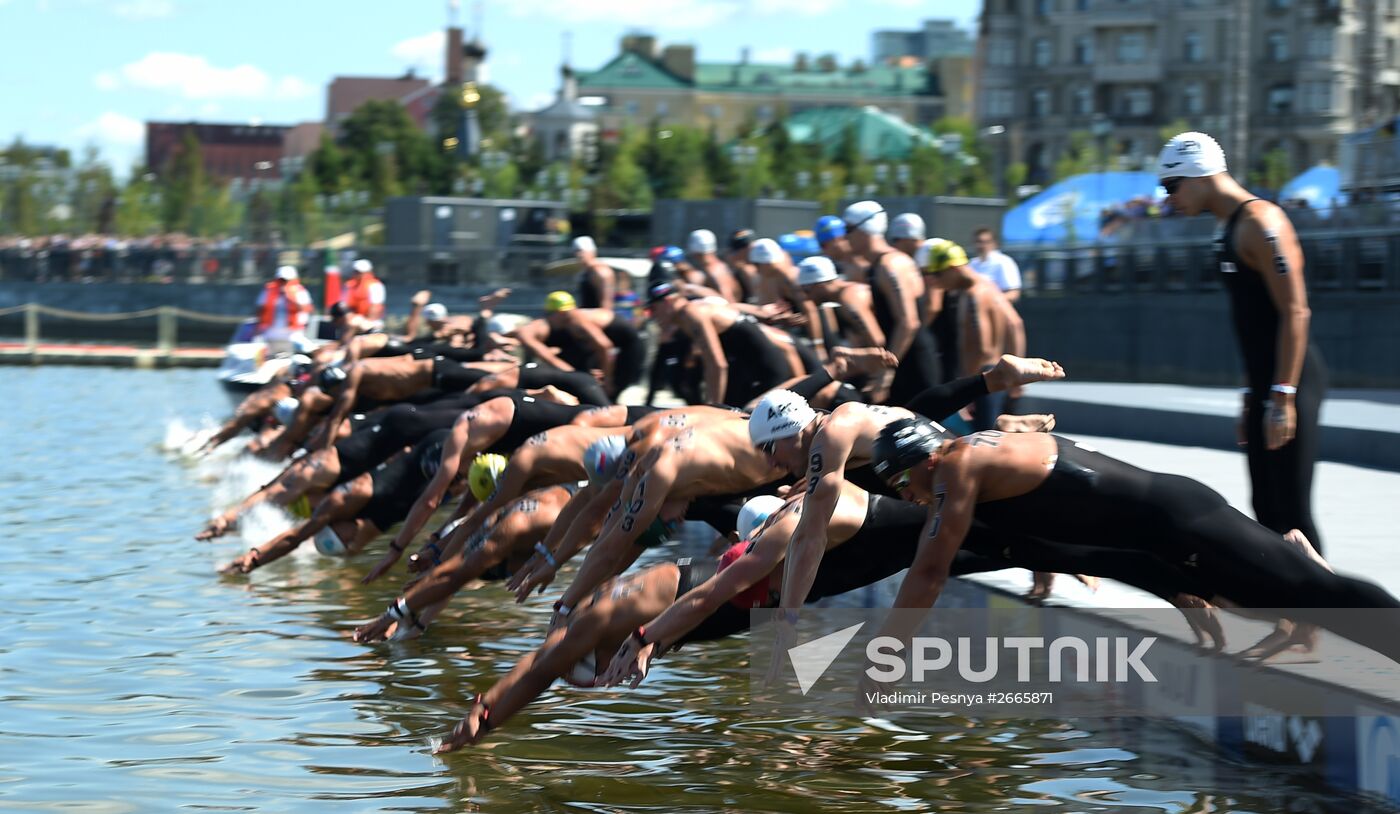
top-left (0, 366), bottom-right (1389, 812)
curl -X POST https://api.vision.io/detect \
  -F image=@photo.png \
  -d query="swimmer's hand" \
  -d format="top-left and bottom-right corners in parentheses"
top-left (406, 537), bottom-right (446, 575)
top-left (435, 696), bottom-right (491, 753)
top-left (763, 613), bottom-right (799, 688)
top-left (219, 548), bottom-right (262, 575)
top-left (1264, 393), bottom-right (1297, 451)
top-left (600, 634), bottom-right (656, 689)
top-left (353, 612), bottom-right (396, 643)
top-left (478, 288), bottom-right (511, 311)
top-left (196, 515), bottom-right (234, 541)
top-left (410, 290), bottom-right (432, 307)
top-left (362, 544), bottom-right (405, 584)
top-left (508, 554), bottom-right (556, 603)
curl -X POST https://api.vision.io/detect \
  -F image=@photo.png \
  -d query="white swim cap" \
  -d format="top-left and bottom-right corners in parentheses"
top-left (572, 235), bottom-right (597, 254)
top-left (889, 212), bottom-right (926, 241)
top-left (797, 255), bottom-right (839, 287)
top-left (422, 303), bottom-right (448, 322)
top-left (749, 389), bottom-right (817, 446)
top-left (749, 238), bottom-right (781, 264)
top-left (313, 527), bottom-right (348, 556)
top-left (737, 495), bottom-right (786, 540)
top-left (352, 258), bottom-right (373, 273)
top-left (275, 265), bottom-right (298, 281)
top-left (565, 651), bottom-right (597, 687)
top-left (273, 396), bottom-right (299, 426)
top-left (584, 434), bottom-right (629, 482)
top-left (842, 201), bottom-right (888, 235)
top-left (1157, 131), bottom-right (1227, 179)
top-left (687, 229), bottom-right (717, 255)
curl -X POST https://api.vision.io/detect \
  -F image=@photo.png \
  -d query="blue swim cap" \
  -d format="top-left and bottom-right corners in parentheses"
top-left (661, 245), bottom-right (686, 263)
top-left (815, 215), bottom-right (846, 245)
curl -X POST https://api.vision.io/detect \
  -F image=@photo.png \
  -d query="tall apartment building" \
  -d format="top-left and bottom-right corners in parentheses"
top-left (976, 0), bottom-right (1400, 185)
top-left (872, 19), bottom-right (976, 64)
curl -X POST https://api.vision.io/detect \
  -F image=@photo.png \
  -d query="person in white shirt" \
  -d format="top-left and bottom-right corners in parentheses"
top-left (969, 227), bottom-right (1022, 303)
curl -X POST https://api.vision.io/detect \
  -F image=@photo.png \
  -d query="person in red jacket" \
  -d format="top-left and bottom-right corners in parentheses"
top-left (255, 266), bottom-right (314, 342)
top-left (344, 258), bottom-right (386, 325)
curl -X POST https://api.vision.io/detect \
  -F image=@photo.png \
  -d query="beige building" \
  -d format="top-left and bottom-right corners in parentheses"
top-left (976, 0), bottom-right (1400, 185)
top-left (576, 35), bottom-right (948, 141)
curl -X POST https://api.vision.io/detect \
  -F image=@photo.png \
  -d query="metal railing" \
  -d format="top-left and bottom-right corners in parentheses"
top-left (1007, 229), bottom-right (1400, 295)
top-left (0, 303), bottom-right (246, 348)
top-left (0, 244), bottom-right (654, 287)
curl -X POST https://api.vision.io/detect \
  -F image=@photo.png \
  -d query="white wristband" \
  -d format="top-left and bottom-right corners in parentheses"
top-left (388, 597), bottom-right (411, 620)
top-left (1270, 384), bottom-right (1297, 396)
top-left (534, 542), bottom-right (557, 568)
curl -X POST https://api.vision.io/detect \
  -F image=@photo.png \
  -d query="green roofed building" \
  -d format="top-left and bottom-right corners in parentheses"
top-left (783, 106), bottom-right (941, 160)
top-left (575, 34), bottom-right (953, 140)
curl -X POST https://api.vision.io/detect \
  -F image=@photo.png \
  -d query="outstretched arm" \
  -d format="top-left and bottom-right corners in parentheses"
top-left (320, 367), bottom-right (362, 451)
top-left (553, 459), bottom-right (677, 614)
top-left (779, 430), bottom-right (855, 608)
top-left (509, 480), bottom-right (618, 602)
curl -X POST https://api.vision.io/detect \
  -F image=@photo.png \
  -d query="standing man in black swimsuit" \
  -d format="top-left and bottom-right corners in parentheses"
top-left (842, 201), bottom-right (942, 404)
top-left (573, 236), bottom-right (615, 311)
top-left (1157, 132), bottom-right (1326, 562)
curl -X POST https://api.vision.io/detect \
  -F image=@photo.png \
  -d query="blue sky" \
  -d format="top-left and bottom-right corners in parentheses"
top-left (0, 0), bottom-right (979, 176)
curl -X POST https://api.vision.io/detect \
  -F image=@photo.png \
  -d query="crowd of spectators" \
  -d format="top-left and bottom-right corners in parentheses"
top-left (0, 233), bottom-right (293, 283)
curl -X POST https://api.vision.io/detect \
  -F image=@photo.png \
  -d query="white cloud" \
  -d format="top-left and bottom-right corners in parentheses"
top-left (750, 0), bottom-right (843, 14)
top-left (113, 0), bottom-right (175, 19)
top-left (93, 53), bottom-right (315, 101)
top-left (72, 112), bottom-right (146, 171)
top-left (391, 30), bottom-right (446, 80)
top-left (75, 112), bottom-right (145, 148)
top-left (503, 0), bottom-right (739, 29)
top-left (752, 46), bottom-right (795, 64)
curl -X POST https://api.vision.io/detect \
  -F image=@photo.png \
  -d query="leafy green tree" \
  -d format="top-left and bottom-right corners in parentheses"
top-left (1052, 131), bottom-right (1102, 183)
top-left (114, 168), bottom-right (161, 236)
top-left (159, 129), bottom-right (206, 232)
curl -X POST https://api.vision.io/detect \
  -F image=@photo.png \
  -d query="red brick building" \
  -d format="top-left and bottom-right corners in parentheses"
top-left (145, 122), bottom-right (290, 181)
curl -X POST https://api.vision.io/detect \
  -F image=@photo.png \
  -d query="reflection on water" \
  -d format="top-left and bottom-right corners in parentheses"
top-left (0, 367), bottom-right (1389, 812)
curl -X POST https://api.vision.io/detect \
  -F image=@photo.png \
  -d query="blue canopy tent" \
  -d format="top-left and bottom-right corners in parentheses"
top-left (1002, 172), bottom-right (1162, 244)
top-left (1279, 165), bottom-right (1348, 213)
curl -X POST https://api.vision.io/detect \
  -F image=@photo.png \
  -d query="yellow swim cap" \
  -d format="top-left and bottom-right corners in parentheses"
top-left (289, 495), bottom-right (312, 519)
top-left (468, 453), bottom-right (508, 501)
top-left (544, 290), bottom-right (577, 313)
top-left (919, 238), bottom-right (969, 273)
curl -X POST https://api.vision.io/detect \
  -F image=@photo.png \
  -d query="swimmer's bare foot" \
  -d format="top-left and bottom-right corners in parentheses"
top-left (1073, 574), bottom-right (1100, 592)
top-left (533, 385), bottom-right (579, 406)
top-left (1241, 619), bottom-right (1319, 662)
top-left (1172, 594), bottom-right (1225, 652)
top-left (985, 355), bottom-right (1066, 393)
top-left (1284, 528), bottom-right (1332, 573)
top-left (995, 413), bottom-right (1056, 434)
top-left (830, 346), bottom-right (898, 379)
top-left (1027, 571), bottom-right (1055, 600)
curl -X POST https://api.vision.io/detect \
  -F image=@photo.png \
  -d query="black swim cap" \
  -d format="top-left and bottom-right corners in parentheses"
top-left (647, 281), bottom-right (678, 305)
top-left (871, 417), bottom-right (948, 483)
top-left (729, 228), bottom-right (755, 251)
top-left (318, 365), bottom-right (348, 391)
top-left (328, 302), bottom-right (349, 319)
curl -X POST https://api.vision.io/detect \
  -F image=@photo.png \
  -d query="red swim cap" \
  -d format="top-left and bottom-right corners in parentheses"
top-left (718, 541), bottom-right (776, 609)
